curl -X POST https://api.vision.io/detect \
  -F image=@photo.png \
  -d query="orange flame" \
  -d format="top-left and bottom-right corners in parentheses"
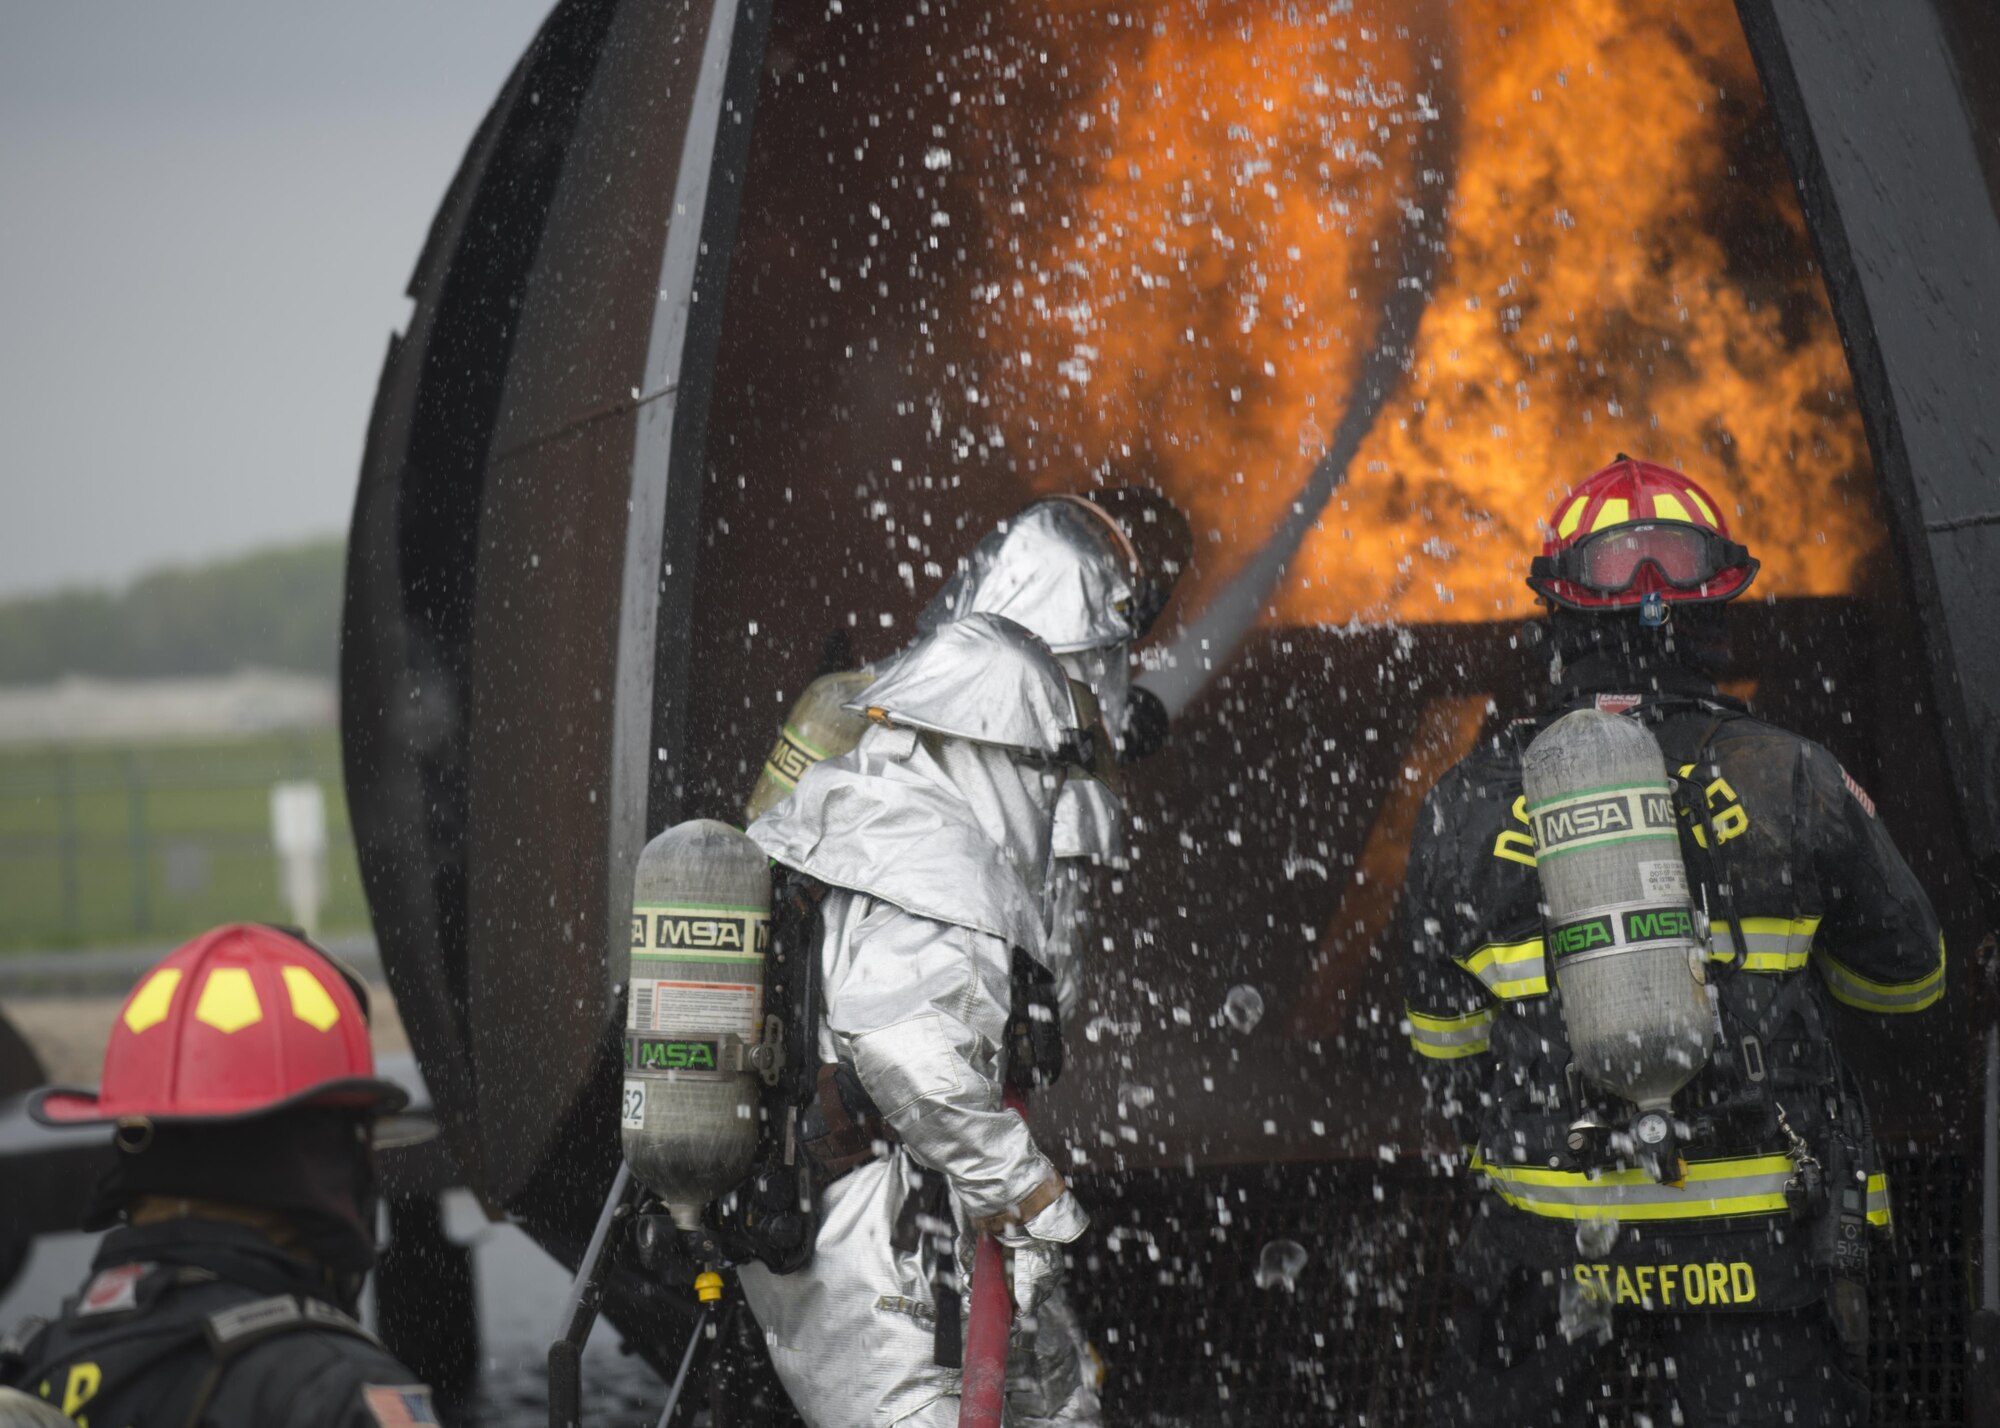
top-left (963, 0), bottom-right (1876, 625)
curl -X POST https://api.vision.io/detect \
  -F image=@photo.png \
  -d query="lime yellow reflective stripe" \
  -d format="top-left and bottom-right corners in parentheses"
top-left (1471, 1152), bottom-right (1795, 1221)
top-left (1407, 1005), bottom-right (1493, 1060)
top-left (1455, 937), bottom-right (1547, 999)
top-left (1651, 492), bottom-right (1693, 523)
top-left (1816, 941), bottom-right (1945, 1013)
top-left (1708, 915), bottom-right (1819, 972)
top-left (1865, 1171), bottom-right (1892, 1227)
top-left (1592, 497), bottom-right (1630, 532)
top-left (1413, 1040), bottom-right (1488, 1061)
top-left (1479, 1153), bottom-right (1795, 1189)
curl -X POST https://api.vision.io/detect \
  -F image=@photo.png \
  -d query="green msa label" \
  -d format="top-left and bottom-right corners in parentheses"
top-left (1549, 905), bottom-right (1698, 961)
top-left (1624, 907), bottom-right (1696, 942)
top-left (1549, 916), bottom-right (1615, 958)
top-left (625, 1035), bottom-right (723, 1072)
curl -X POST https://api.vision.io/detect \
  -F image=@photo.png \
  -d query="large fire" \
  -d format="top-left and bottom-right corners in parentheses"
top-left (957, 0), bottom-right (1876, 625)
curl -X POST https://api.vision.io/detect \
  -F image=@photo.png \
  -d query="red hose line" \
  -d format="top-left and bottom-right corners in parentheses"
top-left (959, 1087), bottom-right (1032, 1427)
top-left (959, 1231), bottom-right (1012, 1428)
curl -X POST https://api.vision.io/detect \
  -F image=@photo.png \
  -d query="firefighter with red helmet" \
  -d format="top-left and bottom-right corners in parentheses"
top-left (1397, 458), bottom-right (1945, 1426)
top-left (0, 925), bottom-right (437, 1426)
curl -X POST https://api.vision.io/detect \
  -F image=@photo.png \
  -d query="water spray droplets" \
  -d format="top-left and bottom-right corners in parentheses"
top-left (1223, 984), bottom-right (1265, 1033)
top-left (1117, 1081), bottom-right (1157, 1110)
top-left (1254, 1238), bottom-right (1308, 1292)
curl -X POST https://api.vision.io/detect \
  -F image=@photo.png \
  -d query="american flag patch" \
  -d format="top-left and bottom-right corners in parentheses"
top-left (363, 1386), bottom-right (439, 1426)
top-left (78, 1262), bottom-right (149, 1315)
top-left (1840, 766), bottom-right (1877, 818)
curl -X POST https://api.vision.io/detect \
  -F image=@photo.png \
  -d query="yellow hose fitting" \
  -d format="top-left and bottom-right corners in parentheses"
top-left (695, 1271), bottom-right (724, 1304)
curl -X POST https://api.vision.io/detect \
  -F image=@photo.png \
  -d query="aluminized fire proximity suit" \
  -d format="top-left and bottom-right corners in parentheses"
top-left (915, 491), bottom-right (1188, 1424)
top-left (740, 615), bottom-right (1094, 1428)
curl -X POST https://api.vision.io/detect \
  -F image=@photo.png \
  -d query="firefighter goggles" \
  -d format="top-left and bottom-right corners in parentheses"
top-left (1533, 522), bottom-right (1754, 597)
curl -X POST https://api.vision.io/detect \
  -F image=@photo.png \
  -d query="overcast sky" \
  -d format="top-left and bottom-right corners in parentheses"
top-left (0, 2), bottom-right (554, 598)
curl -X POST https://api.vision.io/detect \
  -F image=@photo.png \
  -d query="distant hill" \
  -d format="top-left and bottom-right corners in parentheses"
top-left (0, 537), bottom-right (344, 685)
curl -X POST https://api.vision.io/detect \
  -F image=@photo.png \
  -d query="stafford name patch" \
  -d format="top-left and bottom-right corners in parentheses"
top-left (1572, 1260), bottom-right (1757, 1308)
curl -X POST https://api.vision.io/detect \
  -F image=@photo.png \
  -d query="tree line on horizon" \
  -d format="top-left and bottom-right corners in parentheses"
top-left (0, 537), bottom-right (345, 687)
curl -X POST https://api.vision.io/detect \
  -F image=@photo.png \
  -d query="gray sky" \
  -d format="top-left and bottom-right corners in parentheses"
top-left (0, 1), bottom-right (553, 598)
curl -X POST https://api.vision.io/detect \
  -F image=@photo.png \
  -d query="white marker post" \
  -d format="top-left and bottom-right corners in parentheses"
top-left (269, 780), bottom-right (328, 937)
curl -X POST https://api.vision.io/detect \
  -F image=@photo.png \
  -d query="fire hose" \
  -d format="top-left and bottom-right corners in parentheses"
top-left (959, 1087), bottom-right (1031, 1428)
top-left (1136, 9), bottom-right (1457, 722)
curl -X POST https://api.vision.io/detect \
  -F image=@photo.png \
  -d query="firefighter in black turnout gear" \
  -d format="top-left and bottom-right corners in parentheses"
top-left (0, 925), bottom-right (435, 1427)
top-left (1397, 459), bottom-right (1945, 1427)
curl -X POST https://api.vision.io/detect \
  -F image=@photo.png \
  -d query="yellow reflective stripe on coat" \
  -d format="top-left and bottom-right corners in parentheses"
top-left (1816, 938), bottom-right (1946, 1013)
top-left (1472, 1152), bottom-right (1795, 1221)
top-left (1707, 916), bottom-right (1819, 972)
top-left (1866, 1171), bottom-right (1892, 1227)
top-left (1406, 1005), bottom-right (1493, 1060)
top-left (1454, 937), bottom-right (1547, 999)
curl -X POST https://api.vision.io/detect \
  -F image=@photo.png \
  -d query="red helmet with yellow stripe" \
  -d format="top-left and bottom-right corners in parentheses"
top-left (1528, 456), bottom-right (1758, 625)
top-left (30, 924), bottom-right (407, 1129)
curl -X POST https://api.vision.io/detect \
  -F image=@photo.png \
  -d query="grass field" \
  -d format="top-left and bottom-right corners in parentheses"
top-left (0, 730), bottom-right (369, 951)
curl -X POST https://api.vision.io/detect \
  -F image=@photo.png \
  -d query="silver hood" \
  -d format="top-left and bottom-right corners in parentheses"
top-left (746, 722), bottom-right (1057, 954)
top-left (917, 498), bottom-right (1137, 654)
top-left (846, 612), bottom-right (1082, 759)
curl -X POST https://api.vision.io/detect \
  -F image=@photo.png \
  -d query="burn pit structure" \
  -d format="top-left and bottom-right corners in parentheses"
top-left (339, 1), bottom-right (1999, 1421)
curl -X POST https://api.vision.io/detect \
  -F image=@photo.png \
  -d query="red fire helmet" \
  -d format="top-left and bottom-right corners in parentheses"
top-left (31, 924), bottom-right (407, 1128)
top-left (1527, 456), bottom-right (1759, 620)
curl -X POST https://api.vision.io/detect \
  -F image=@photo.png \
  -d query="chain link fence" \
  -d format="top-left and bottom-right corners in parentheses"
top-left (0, 731), bottom-right (366, 951)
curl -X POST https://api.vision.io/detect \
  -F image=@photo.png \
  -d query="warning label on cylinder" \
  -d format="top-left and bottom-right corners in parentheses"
top-left (1637, 859), bottom-right (1689, 901)
top-left (630, 979), bottom-right (761, 1039)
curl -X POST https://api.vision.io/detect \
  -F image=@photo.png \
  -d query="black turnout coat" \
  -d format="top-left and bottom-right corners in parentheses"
top-left (2, 1220), bottom-right (433, 1428)
top-left (1397, 661), bottom-right (1943, 1314)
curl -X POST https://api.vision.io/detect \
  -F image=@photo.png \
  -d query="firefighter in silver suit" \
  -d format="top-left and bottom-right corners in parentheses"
top-left (916, 487), bottom-right (1190, 1024)
top-left (741, 614), bottom-right (1097, 1428)
top-left (915, 489), bottom-right (1189, 1425)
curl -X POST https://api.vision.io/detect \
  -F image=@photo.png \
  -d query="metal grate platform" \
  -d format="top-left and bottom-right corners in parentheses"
top-left (1066, 1154), bottom-right (1969, 1425)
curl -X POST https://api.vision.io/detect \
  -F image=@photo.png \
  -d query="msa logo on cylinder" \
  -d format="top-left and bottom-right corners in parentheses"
top-left (1551, 905), bottom-right (1697, 961)
top-left (1550, 916), bottom-right (1615, 959)
top-left (765, 728), bottom-right (817, 786)
top-left (1624, 907), bottom-right (1695, 942)
top-left (1532, 788), bottom-right (1675, 857)
top-left (626, 1035), bottom-right (723, 1072)
top-left (630, 907), bottom-right (771, 956)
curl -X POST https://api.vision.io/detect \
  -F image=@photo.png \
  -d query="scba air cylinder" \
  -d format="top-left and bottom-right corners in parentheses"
top-left (743, 668), bottom-right (875, 822)
top-left (1523, 710), bottom-right (1710, 1145)
top-left (623, 819), bottom-right (771, 1230)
